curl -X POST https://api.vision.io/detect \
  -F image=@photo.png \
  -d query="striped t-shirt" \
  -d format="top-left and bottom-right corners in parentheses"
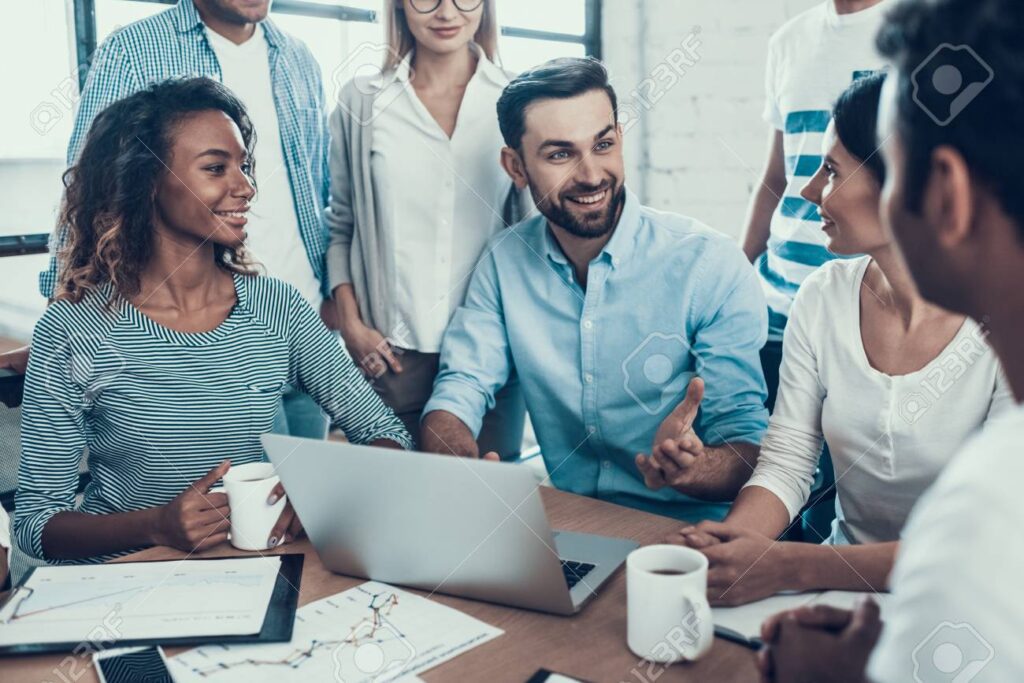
top-left (758, 0), bottom-right (888, 339)
top-left (14, 274), bottom-right (411, 564)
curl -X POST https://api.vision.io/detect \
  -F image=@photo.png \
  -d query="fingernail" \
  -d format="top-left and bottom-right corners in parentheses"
top-left (267, 493), bottom-right (279, 505)
top-left (267, 536), bottom-right (277, 548)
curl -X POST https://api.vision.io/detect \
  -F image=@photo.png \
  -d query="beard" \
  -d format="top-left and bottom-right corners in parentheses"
top-left (529, 177), bottom-right (625, 240)
top-left (206, 0), bottom-right (270, 25)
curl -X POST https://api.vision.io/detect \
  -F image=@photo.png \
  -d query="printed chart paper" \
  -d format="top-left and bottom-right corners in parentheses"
top-left (0, 557), bottom-right (281, 646)
top-left (171, 581), bottom-right (503, 682)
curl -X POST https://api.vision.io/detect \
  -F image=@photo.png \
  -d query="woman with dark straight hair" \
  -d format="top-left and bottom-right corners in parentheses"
top-left (670, 72), bottom-right (1011, 604)
top-left (13, 77), bottom-right (410, 565)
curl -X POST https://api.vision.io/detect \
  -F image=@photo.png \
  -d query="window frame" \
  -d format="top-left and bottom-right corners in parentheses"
top-left (70, 0), bottom-right (602, 90)
top-left (0, 0), bottom-right (599, 262)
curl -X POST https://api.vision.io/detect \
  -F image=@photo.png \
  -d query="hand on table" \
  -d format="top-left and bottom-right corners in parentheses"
top-left (668, 521), bottom-right (788, 606)
top-left (153, 460), bottom-right (232, 552)
top-left (666, 519), bottom-right (724, 549)
top-left (758, 598), bottom-right (882, 683)
top-left (702, 522), bottom-right (790, 606)
top-left (635, 377), bottom-right (706, 492)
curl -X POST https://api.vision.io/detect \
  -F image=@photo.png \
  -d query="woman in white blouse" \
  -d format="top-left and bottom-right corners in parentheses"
top-left (325, 0), bottom-right (525, 453)
top-left (671, 73), bottom-right (1011, 605)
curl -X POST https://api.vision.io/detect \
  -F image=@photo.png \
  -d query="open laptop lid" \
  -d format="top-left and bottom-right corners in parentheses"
top-left (262, 434), bottom-right (576, 614)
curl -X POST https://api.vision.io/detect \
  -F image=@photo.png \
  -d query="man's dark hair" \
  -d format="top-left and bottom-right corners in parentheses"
top-left (833, 72), bottom-right (888, 184)
top-left (876, 0), bottom-right (1024, 235)
top-left (496, 57), bottom-right (618, 150)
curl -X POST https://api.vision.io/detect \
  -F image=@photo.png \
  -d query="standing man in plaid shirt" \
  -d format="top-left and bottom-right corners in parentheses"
top-left (8, 0), bottom-right (333, 438)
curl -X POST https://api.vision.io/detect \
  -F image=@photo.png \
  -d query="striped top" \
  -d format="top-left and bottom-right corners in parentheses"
top-left (39, 0), bottom-right (331, 300)
top-left (758, 1), bottom-right (888, 339)
top-left (14, 274), bottom-right (411, 564)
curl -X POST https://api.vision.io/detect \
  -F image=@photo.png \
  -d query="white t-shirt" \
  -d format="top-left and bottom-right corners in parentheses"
top-left (868, 404), bottom-right (1024, 682)
top-left (206, 25), bottom-right (322, 309)
top-left (370, 44), bottom-right (514, 352)
top-left (744, 258), bottom-right (1012, 544)
top-left (758, 0), bottom-right (889, 340)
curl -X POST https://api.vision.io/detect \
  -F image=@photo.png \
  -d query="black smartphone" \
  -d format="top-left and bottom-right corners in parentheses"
top-left (93, 646), bottom-right (175, 683)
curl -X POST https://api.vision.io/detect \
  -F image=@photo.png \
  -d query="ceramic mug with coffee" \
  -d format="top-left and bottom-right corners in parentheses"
top-left (219, 462), bottom-right (286, 551)
top-left (627, 544), bottom-right (714, 663)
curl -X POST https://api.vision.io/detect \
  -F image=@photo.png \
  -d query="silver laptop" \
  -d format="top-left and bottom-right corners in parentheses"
top-left (262, 434), bottom-right (638, 615)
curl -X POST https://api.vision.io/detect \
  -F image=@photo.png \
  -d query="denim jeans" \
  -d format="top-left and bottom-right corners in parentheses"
top-left (271, 386), bottom-right (329, 440)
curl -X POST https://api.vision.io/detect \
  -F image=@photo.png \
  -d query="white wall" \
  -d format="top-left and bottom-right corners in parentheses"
top-left (0, 160), bottom-right (61, 343)
top-left (603, 0), bottom-right (818, 239)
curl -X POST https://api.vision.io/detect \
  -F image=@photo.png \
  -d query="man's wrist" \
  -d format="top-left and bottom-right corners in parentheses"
top-left (422, 410), bottom-right (479, 458)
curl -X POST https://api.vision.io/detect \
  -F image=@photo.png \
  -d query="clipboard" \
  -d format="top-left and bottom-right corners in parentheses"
top-left (0, 553), bottom-right (303, 657)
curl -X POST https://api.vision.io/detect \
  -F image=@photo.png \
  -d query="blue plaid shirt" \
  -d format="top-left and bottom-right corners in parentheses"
top-left (40, 0), bottom-right (331, 299)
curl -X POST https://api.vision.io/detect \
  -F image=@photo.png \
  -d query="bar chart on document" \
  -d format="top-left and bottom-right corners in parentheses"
top-left (170, 581), bottom-right (504, 683)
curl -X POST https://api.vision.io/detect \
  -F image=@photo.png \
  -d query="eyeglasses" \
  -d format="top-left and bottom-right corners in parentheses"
top-left (408, 0), bottom-right (484, 14)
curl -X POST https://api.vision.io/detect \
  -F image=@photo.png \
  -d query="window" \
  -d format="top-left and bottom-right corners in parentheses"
top-left (8, 0), bottom-right (600, 158)
top-left (88, 0), bottom-right (599, 100)
top-left (0, 0), bottom-right (599, 340)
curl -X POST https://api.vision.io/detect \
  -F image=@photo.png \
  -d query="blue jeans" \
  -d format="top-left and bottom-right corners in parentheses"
top-left (271, 386), bottom-right (329, 439)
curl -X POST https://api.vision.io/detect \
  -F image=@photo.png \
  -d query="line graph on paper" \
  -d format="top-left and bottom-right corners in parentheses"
top-left (170, 581), bottom-right (504, 683)
top-left (0, 557), bottom-right (281, 647)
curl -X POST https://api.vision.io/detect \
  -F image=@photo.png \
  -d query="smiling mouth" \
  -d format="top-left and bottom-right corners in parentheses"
top-left (214, 209), bottom-right (249, 219)
top-left (567, 188), bottom-right (609, 206)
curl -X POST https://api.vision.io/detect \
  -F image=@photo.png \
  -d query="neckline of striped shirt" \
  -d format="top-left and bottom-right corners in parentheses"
top-left (95, 272), bottom-right (255, 347)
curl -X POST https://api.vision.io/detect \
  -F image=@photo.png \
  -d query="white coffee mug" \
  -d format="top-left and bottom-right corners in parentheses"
top-left (627, 544), bottom-right (714, 663)
top-left (221, 462), bottom-right (286, 551)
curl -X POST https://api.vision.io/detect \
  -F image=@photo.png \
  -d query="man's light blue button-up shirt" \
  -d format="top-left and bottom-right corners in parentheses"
top-left (424, 189), bottom-right (769, 522)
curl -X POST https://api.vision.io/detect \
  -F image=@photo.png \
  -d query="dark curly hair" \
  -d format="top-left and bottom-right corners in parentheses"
top-left (56, 76), bottom-right (258, 305)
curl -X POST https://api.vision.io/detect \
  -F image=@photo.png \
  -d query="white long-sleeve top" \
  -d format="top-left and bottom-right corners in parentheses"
top-left (370, 43), bottom-right (515, 352)
top-left (743, 257), bottom-right (1012, 544)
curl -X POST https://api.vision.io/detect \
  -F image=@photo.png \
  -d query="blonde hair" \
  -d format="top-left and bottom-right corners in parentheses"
top-left (382, 0), bottom-right (500, 72)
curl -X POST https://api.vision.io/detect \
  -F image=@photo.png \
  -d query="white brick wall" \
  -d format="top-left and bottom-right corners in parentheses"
top-left (603, 0), bottom-right (820, 239)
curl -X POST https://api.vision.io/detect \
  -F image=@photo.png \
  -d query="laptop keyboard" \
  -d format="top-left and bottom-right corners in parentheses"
top-left (560, 560), bottom-right (597, 589)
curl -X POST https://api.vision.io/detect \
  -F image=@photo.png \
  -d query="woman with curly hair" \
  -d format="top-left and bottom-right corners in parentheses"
top-left (13, 77), bottom-right (411, 565)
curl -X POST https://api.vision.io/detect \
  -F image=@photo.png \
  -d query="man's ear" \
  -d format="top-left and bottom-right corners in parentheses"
top-left (500, 146), bottom-right (529, 190)
top-left (925, 145), bottom-right (975, 251)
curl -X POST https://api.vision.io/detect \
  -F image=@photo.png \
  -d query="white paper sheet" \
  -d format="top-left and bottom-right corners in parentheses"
top-left (0, 557), bottom-right (280, 647)
top-left (170, 581), bottom-right (504, 683)
top-left (713, 590), bottom-right (891, 644)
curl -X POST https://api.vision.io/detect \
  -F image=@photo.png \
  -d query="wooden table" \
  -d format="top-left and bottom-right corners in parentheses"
top-left (4, 487), bottom-right (758, 682)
